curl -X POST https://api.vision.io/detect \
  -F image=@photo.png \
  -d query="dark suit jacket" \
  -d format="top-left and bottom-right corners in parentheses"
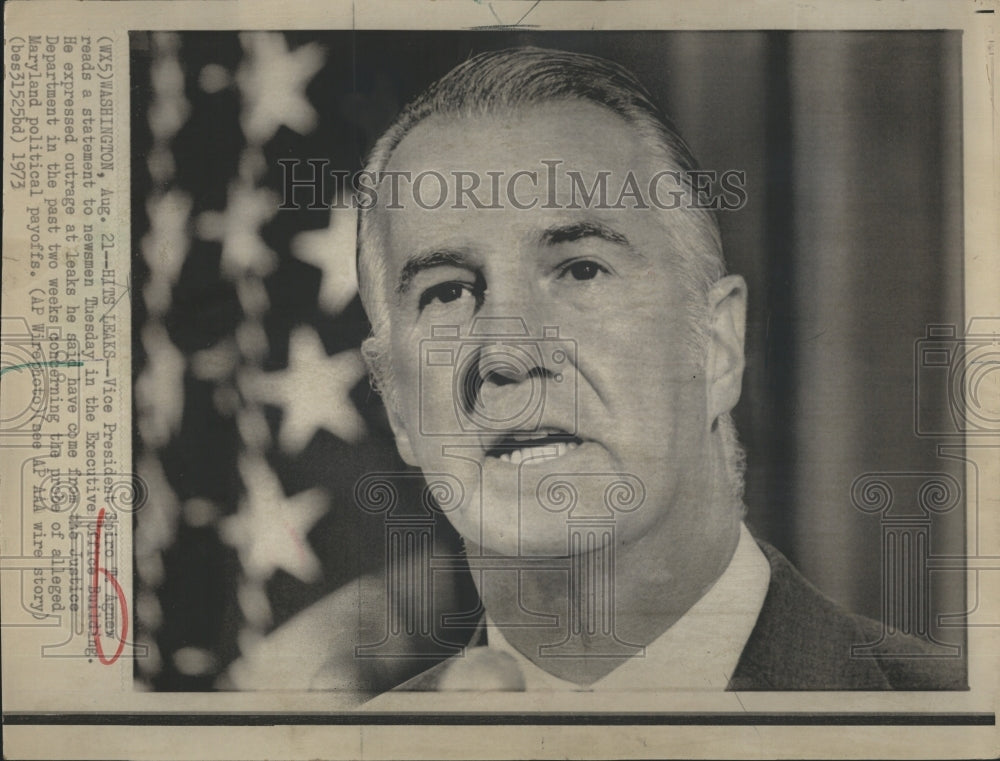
top-left (729, 541), bottom-right (965, 690)
top-left (395, 539), bottom-right (966, 691)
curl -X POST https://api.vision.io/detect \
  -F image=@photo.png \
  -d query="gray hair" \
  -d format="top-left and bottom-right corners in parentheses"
top-left (355, 46), bottom-right (745, 503)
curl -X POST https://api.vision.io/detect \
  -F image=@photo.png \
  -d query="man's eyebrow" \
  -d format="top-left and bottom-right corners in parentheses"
top-left (396, 249), bottom-right (472, 295)
top-left (540, 220), bottom-right (632, 248)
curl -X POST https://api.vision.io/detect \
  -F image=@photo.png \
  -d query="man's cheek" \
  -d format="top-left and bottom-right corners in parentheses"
top-left (394, 364), bottom-right (423, 423)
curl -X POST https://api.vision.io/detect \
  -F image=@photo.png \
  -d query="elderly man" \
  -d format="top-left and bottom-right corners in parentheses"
top-left (354, 47), bottom-right (962, 691)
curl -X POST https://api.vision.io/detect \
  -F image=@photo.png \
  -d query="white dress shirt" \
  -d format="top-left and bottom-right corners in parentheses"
top-left (484, 522), bottom-right (771, 691)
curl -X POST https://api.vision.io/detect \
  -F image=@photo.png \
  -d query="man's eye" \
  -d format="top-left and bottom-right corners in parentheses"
top-left (418, 281), bottom-right (474, 310)
top-left (561, 259), bottom-right (609, 281)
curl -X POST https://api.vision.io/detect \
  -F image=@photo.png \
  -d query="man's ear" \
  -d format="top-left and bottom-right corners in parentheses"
top-left (706, 274), bottom-right (747, 424)
top-left (384, 402), bottom-right (420, 468)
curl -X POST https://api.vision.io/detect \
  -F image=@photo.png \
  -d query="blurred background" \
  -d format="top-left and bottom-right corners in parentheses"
top-left (131, 31), bottom-right (966, 694)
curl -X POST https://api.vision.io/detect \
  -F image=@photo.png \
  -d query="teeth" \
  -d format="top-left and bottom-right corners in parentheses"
top-left (511, 430), bottom-right (559, 442)
top-left (497, 440), bottom-right (579, 464)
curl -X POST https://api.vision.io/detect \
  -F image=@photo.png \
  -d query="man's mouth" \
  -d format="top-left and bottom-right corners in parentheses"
top-left (483, 429), bottom-right (583, 466)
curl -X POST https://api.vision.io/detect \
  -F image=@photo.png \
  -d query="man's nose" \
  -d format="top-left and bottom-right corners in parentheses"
top-left (469, 298), bottom-right (553, 385)
top-left (471, 342), bottom-right (550, 430)
top-left (465, 278), bottom-right (568, 406)
top-left (477, 341), bottom-right (549, 386)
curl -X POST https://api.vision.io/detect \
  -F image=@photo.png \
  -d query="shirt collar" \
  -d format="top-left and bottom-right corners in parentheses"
top-left (484, 522), bottom-right (771, 691)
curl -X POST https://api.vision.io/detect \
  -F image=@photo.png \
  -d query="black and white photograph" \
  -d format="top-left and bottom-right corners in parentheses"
top-left (130, 30), bottom-right (969, 697)
top-left (2, 2), bottom-right (998, 759)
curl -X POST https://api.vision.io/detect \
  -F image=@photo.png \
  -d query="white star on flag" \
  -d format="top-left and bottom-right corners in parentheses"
top-left (136, 323), bottom-right (186, 449)
top-left (291, 206), bottom-right (358, 315)
top-left (239, 326), bottom-right (368, 453)
top-left (221, 455), bottom-right (327, 583)
top-left (237, 32), bottom-right (326, 144)
top-left (196, 181), bottom-right (279, 279)
top-left (134, 454), bottom-right (181, 588)
top-left (142, 190), bottom-right (192, 316)
top-left (236, 583), bottom-right (273, 630)
top-left (149, 34), bottom-right (190, 142)
top-left (190, 340), bottom-right (239, 382)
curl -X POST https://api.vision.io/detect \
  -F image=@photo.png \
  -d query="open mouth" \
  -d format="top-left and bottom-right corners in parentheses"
top-left (484, 430), bottom-right (583, 465)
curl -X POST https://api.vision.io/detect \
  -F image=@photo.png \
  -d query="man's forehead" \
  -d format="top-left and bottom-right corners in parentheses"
top-left (364, 99), bottom-right (698, 291)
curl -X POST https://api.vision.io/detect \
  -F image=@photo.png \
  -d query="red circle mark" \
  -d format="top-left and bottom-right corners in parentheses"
top-left (90, 508), bottom-right (128, 665)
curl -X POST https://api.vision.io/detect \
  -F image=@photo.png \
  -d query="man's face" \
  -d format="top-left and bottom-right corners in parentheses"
top-left (374, 101), bottom-right (744, 557)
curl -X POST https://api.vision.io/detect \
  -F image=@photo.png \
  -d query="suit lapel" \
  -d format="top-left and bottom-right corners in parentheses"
top-left (728, 540), bottom-right (890, 690)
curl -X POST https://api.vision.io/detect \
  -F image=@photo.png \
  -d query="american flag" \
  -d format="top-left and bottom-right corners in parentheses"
top-left (130, 31), bottom-right (474, 695)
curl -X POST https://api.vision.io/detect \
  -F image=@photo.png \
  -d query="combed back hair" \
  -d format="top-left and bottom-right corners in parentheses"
top-left (355, 46), bottom-right (745, 503)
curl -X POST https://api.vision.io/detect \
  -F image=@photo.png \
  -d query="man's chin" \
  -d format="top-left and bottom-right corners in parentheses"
top-left (465, 531), bottom-right (570, 559)
top-left (450, 496), bottom-right (573, 559)
top-left (433, 444), bottom-right (636, 557)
